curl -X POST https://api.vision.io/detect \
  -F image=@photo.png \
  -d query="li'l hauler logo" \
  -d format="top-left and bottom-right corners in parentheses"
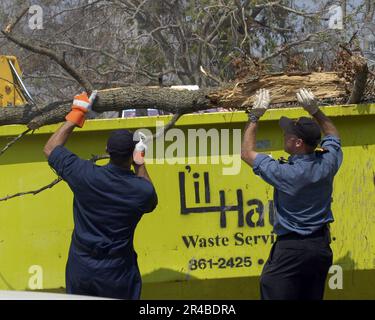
top-left (179, 166), bottom-right (275, 228)
top-left (177, 166), bottom-right (276, 273)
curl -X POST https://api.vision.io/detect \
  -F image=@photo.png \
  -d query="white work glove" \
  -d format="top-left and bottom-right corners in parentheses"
top-left (296, 88), bottom-right (319, 115)
top-left (248, 89), bottom-right (271, 122)
top-left (133, 132), bottom-right (147, 165)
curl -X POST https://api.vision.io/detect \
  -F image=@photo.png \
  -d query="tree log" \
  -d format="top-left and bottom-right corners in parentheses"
top-left (347, 55), bottom-right (368, 104)
top-left (0, 72), bottom-right (350, 129)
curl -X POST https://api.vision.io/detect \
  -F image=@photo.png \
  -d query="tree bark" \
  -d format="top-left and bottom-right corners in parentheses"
top-left (347, 55), bottom-right (368, 104)
top-left (0, 71), bottom-right (356, 129)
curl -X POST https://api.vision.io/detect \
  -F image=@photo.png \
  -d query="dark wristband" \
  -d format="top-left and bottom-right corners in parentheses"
top-left (248, 114), bottom-right (259, 123)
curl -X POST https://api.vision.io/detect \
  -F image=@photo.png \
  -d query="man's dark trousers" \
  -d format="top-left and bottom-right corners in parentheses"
top-left (65, 243), bottom-right (142, 299)
top-left (260, 227), bottom-right (333, 300)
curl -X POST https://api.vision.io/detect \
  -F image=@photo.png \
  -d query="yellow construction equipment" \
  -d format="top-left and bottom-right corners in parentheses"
top-left (0, 55), bottom-right (31, 107)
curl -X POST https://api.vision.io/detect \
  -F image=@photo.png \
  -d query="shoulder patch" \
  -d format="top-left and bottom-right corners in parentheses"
top-left (315, 148), bottom-right (330, 156)
top-left (278, 157), bottom-right (291, 164)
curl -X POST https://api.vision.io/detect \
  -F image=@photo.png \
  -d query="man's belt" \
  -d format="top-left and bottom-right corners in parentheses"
top-left (277, 224), bottom-right (331, 242)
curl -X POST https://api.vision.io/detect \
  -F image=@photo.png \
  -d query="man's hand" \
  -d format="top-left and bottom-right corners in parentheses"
top-left (66, 90), bottom-right (97, 128)
top-left (296, 88), bottom-right (339, 137)
top-left (296, 88), bottom-right (319, 115)
top-left (247, 89), bottom-right (271, 122)
top-left (133, 132), bottom-right (147, 165)
top-left (44, 91), bottom-right (97, 158)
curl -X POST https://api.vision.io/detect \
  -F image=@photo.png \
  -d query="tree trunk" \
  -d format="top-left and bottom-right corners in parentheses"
top-left (0, 71), bottom-right (359, 130)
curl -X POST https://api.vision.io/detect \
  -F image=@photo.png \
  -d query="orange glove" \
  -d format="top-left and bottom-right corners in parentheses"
top-left (66, 91), bottom-right (97, 127)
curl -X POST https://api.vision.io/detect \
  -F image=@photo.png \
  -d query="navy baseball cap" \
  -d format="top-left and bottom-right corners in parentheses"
top-left (279, 116), bottom-right (321, 147)
top-left (106, 129), bottom-right (138, 157)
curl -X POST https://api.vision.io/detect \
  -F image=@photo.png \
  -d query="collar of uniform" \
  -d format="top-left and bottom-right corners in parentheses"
top-left (289, 153), bottom-right (316, 162)
top-left (105, 163), bottom-right (134, 175)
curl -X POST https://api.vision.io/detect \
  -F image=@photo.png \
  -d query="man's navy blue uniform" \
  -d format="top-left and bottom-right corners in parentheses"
top-left (242, 88), bottom-right (343, 300)
top-left (254, 135), bottom-right (343, 235)
top-left (254, 134), bottom-right (343, 300)
top-left (48, 145), bottom-right (158, 299)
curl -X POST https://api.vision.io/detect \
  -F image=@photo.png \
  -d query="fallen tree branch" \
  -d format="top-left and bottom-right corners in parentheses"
top-left (0, 72), bottom-right (349, 128)
top-left (0, 129), bottom-right (32, 157)
top-left (150, 112), bottom-right (184, 140)
top-left (0, 177), bottom-right (62, 201)
top-left (0, 154), bottom-right (110, 202)
top-left (200, 66), bottom-right (223, 85)
top-left (0, 86), bottom-right (215, 129)
top-left (336, 46), bottom-right (369, 104)
top-left (347, 55), bottom-right (369, 104)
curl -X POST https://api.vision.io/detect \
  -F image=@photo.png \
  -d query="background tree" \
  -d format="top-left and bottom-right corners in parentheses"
top-left (0, 0), bottom-right (373, 105)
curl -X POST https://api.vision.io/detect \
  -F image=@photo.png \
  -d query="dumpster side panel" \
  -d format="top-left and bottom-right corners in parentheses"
top-left (0, 105), bottom-right (374, 299)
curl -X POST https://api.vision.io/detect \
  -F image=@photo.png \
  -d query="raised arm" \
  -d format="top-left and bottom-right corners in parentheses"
top-left (134, 163), bottom-right (153, 184)
top-left (241, 89), bottom-right (271, 167)
top-left (241, 122), bottom-right (259, 167)
top-left (43, 91), bottom-right (97, 158)
top-left (311, 110), bottom-right (339, 138)
top-left (296, 88), bottom-right (339, 138)
top-left (43, 121), bottom-right (76, 158)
